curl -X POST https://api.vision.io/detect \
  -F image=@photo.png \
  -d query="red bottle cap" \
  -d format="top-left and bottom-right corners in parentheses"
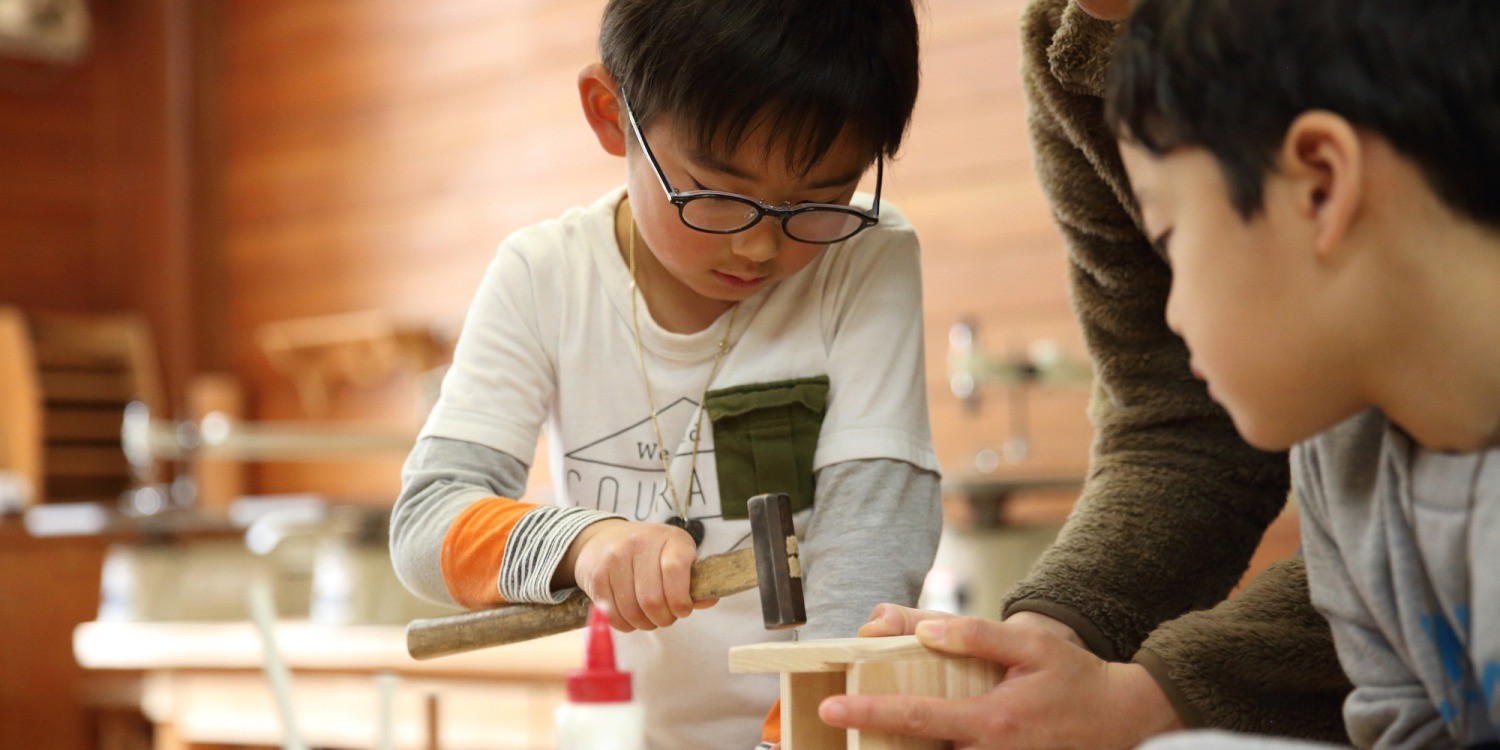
top-left (566, 604), bottom-right (633, 703)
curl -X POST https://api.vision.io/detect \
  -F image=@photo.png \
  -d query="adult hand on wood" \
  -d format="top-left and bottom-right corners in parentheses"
top-left (820, 613), bottom-right (1184, 750)
top-left (855, 604), bottom-right (1088, 649)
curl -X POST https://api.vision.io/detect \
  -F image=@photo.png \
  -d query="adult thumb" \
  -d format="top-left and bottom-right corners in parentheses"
top-left (915, 617), bottom-right (1044, 666)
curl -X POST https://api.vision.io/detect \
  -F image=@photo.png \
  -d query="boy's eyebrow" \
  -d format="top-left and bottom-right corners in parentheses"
top-left (688, 151), bottom-right (866, 191)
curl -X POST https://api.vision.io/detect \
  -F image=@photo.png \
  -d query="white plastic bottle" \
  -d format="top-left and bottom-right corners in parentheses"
top-left (556, 604), bottom-right (645, 750)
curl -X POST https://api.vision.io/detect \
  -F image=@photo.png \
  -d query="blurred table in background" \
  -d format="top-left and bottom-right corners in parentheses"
top-left (75, 620), bottom-right (583, 750)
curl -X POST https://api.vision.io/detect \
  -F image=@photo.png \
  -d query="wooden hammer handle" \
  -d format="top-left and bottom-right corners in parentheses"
top-left (406, 547), bottom-right (758, 660)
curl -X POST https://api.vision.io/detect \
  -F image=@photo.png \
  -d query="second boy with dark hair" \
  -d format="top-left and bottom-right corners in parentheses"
top-left (823, 0), bottom-right (1499, 747)
top-left (1112, 0), bottom-right (1500, 747)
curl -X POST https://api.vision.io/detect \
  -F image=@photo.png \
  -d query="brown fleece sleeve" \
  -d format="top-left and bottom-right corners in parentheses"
top-left (1003, 0), bottom-right (1290, 663)
top-left (999, 0), bottom-right (1351, 738)
top-left (1134, 558), bottom-right (1352, 742)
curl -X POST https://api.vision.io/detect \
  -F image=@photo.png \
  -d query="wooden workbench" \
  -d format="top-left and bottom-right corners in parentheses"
top-left (74, 620), bottom-right (584, 750)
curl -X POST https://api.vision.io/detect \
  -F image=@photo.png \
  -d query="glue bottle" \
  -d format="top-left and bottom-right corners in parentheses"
top-left (556, 604), bottom-right (645, 750)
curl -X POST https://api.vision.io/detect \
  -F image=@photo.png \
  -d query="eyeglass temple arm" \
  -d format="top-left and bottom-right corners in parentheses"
top-left (620, 95), bottom-right (677, 199)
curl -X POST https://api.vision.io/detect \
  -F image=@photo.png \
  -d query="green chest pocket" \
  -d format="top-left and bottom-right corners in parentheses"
top-left (706, 376), bottom-right (829, 520)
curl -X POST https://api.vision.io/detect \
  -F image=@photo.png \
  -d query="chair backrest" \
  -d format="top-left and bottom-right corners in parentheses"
top-left (0, 307), bottom-right (165, 505)
top-left (0, 308), bottom-right (43, 501)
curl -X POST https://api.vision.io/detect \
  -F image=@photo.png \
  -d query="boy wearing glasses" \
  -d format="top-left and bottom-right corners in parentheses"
top-left (390, 1), bottom-right (940, 747)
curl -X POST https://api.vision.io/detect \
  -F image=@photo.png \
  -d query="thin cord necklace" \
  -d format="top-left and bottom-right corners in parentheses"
top-left (626, 210), bottom-right (737, 547)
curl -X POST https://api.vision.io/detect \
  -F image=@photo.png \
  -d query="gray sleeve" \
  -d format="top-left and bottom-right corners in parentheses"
top-left (390, 436), bottom-right (622, 607)
top-left (1138, 729), bottom-right (1346, 750)
top-left (1294, 446), bottom-right (1449, 750)
top-left (797, 457), bottom-right (942, 640)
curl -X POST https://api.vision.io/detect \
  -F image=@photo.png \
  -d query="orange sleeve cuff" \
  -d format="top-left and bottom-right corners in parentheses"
top-left (761, 699), bottom-right (781, 743)
top-left (440, 496), bottom-right (543, 609)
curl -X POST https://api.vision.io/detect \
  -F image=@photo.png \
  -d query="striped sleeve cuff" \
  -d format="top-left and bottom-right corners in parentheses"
top-left (499, 506), bottom-right (625, 604)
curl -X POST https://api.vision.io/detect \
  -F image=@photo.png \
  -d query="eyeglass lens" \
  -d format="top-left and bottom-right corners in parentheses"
top-left (680, 196), bottom-right (865, 243)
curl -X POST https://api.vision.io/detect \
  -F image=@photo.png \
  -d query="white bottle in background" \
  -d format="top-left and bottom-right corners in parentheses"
top-left (556, 603), bottom-right (644, 750)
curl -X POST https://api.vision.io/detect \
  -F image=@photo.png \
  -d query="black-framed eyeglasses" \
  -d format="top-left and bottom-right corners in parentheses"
top-left (621, 94), bottom-right (882, 245)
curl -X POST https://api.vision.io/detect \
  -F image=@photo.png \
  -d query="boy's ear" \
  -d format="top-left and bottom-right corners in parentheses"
top-left (1280, 111), bottom-right (1362, 257)
top-left (578, 63), bottom-right (627, 157)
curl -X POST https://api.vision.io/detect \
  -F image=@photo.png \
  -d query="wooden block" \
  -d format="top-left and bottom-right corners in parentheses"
top-left (730, 636), bottom-right (1003, 750)
top-left (729, 636), bottom-right (951, 674)
top-left (783, 671), bottom-right (846, 750)
top-left (942, 654), bottom-right (1003, 699)
top-left (847, 658), bottom-right (1001, 750)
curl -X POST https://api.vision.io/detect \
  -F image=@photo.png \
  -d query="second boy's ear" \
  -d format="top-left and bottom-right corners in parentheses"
top-left (1280, 111), bottom-right (1362, 258)
top-left (578, 62), bottom-right (628, 158)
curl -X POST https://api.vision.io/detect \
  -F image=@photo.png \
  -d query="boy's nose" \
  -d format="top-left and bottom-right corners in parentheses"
top-left (1164, 283), bottom-right (1185, 338)
top-left (730, 220), bottom-right (782, 263)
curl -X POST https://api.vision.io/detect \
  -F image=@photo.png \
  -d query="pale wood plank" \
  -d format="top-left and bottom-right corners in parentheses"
top-left (846, 660), bottom-right (975, 750)
top-left (783, 671), bottom-right (847, 750)
top-left (730, 635), bottom-right (961, 674)
top-left (945, 652), bottom-right (1006, 699)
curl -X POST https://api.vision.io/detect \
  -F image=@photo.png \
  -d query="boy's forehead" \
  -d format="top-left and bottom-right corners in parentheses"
top-left (671, 119), bottom-right (873, 187)
top-left (686, 143), bottom-right (869, 189)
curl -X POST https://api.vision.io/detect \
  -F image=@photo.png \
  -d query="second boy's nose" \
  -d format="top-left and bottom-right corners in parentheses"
top-left (1164, 282), bottom-right (1186, 339)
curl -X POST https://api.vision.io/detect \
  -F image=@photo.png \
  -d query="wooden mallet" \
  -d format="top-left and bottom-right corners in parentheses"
top-left (406, 493), bottom-right (806, 660)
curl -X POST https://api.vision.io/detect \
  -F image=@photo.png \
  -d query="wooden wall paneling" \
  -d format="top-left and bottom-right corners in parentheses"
top-left (189, 0), bottom-right (233, 374)
top-left (0, 2), bottom-right (216, 748)
top-left (221, 0), bottom-right (620, 497)
top-left (89, 0), bottom-right (199, 407)
top-left (0, 0), bottom-right (214, 408)
top-left (0, 57), bottom-right (104, 313)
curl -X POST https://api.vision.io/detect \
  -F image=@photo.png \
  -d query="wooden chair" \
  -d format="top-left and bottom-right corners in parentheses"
top-left (0, 307), bottom-right (164, 505)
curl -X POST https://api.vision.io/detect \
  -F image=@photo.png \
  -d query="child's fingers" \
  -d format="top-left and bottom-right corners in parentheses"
top-left (660, 533), bottom-right (697, 619)
top-left (632, 538), bottom-right (675, 629)
top-left (818, 693), bottom-right (976, 745)
top-left (608, 555), bottom-right (653, 631)
top-left (692, 597), bottom-right (718, 610)
top-left (592, 576), bottom-right (635, 633)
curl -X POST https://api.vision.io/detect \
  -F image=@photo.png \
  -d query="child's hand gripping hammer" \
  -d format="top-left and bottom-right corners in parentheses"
top-left (405, 493), bottom-right (807, 659)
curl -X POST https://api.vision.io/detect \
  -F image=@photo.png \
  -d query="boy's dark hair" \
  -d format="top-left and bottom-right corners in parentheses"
top-left (600, 0), bottom-right (919, 174)
top-left (1106, 0), bottom-right (1500, 228)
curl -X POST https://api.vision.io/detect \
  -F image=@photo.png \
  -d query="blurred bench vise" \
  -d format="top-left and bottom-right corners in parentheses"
top-left (946, 318), bottom-right (1092, 466)
top-left (111, 402), bottom-right (450, 624)
top-left (119, 399), bottom-right (418, 513)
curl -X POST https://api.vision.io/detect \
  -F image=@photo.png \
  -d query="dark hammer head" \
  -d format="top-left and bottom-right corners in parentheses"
top-left (747, 493), bottom-right (806, 630)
